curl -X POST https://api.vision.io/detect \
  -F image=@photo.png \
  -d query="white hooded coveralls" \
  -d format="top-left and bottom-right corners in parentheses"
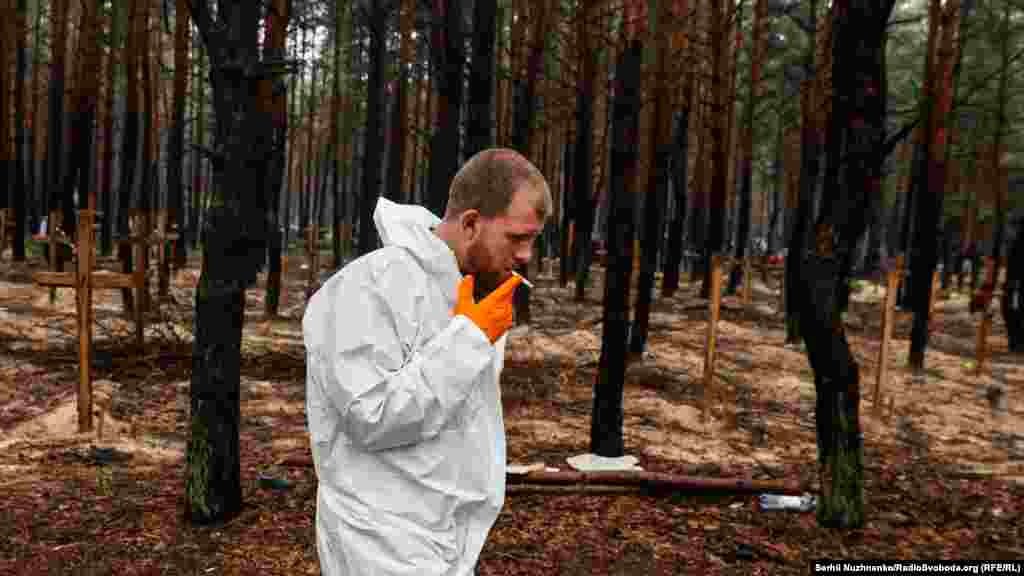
top-left (303, 197), bottom-right (507, 576)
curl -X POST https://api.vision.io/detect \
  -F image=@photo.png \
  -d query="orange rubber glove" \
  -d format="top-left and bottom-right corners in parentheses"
top-left (453, 274), bottom-right (523, 344)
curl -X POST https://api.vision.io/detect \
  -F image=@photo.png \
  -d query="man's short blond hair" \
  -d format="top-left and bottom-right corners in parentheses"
top-left (445, 148), bottom-right (553, 221)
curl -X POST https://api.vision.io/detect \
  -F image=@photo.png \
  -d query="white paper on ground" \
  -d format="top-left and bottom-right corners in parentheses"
top-left (566, 453), bottom-right (643, 472)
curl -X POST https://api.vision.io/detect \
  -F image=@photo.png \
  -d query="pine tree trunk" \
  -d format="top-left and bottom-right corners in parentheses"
top-left (12, 0), bottom-right (28, 260)
top-left (592, 40), bottom-right (641, 458)
top-left (263, 0), bottom-right (289, 318)
top-left (170, 0), bottom-right (189, 269)
top-left (784, 0), bottom-right (820, 344)
top-left (573, 2), bottom-right (597, 302)
top-left (728, 0), bottom-right (765, 294)
top-left (427, 0), bottom-right (464, 219)
top-left (359, 0), bottom-right (386, 254)
top-left (802, 0), bottom-right (895, 529)
top-left (631, 0), bottom-right (672, 354)
top-left (909, 0), bottom-right (960, 370)
top-left (1002, 217), bottom-right (1023, 352)
top-left (467, 0), bottom-right (496, 157)
top-left (184, 0), bottom-right (276, 525)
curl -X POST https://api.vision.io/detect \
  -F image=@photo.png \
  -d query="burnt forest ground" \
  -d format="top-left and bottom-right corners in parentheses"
top-left (0, 243), bottom-right (1021, 575)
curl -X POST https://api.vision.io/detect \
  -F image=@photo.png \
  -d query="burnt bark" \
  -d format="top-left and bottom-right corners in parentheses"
top-left (467, 0), bottom-right (496, 157)
top-left (170, 0), bottom-right (189, 269)
top-left (184, 0), bottom-right (281, 525)
top-left (661, 109), bottom-right (690, 298)
top-left (573, 4), bottom-right (596, 302)
top-left (427, 0), bottom-right (464, 219)
top-left (592, 41), bottom-right (642, 458)
top-left (1002, 217), bottom-right (1023, 352)
top-left (359, 0), bottom-right (387, 254)
top-left (784, 0), bottom-right (820, 344)
top-left (800, 0), bottom-right (896, 529)
top-left (12, 0), bottom-right (28, 260)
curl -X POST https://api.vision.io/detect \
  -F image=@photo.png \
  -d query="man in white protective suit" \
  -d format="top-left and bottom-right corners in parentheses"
top-left (303, 148), bottom-right (552, 576)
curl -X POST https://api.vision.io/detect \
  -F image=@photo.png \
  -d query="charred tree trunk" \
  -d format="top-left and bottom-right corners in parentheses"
top-left (728, 0), bottom-right (766, 294)
top-left (573, 4), bottom-right (596, 302)
top-left (47, 0), bottom-right (72, 259)
top-left (427, 0), bottom-right (464, 219)
top-left (661, 110), bottom-right (689, 297)
top-left (170, 0), bottom-right (190, 270)
top-left (100, 0), bottom-right (120, 257)
top-left (801, 0), bottom-right (895, 529)
top-left (263, 0), bottom-right (290, 318)
top-left (467, 0), bottom-right (496, 157)
top-left (12, 0), bottom-right (28, 260)
top-left (1002, 216), bottom-right (1023, 352)
top-left (331, 0), bottom-right (348, 269)
top-left (909, 0), bottom-right (960, 370)
top-left (703, 0), bottom-right (730, 300)
top-left (117, 0), bottom-right (141, 315)
top-left (631, 0), bottom-right (672, 354)
top-left (592, 41), bottom-right (642, 458)
top-left (184, 0), bottom-right (280, 525)
top-left (559, 135), bottom-right (575, 286)
top-left (510, 0), bottom-right (551, 325)
top-left (191, 39), bottom-right (206, 251)
top-left (785, 0), bottom-right (820, 344)
top-left (359, 0), bottom-right (387, 254)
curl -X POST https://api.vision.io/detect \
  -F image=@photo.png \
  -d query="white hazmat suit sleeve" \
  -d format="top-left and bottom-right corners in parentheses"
top-left (308, 253), bottom-right (494, 453)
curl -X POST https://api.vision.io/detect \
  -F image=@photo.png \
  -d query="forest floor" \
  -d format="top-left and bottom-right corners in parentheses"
top-left (0, 248), bottom-right (1021, 575)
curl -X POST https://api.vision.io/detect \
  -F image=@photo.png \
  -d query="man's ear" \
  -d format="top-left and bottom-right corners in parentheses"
top-left (459, 209), bottom-right (481, 242)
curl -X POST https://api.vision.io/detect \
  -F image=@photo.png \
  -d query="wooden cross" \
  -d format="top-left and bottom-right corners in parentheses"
top-left (33, 210), bottom-right (147, 433)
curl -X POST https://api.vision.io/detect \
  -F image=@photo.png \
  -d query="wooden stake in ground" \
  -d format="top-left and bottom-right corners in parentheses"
top-left (928, 268), bottom-right (941, 319)
top-left (702, 254), bottom-right (723, 420)
top-left (875, 254), bottom-right (903, 408)
top-left (975, 256), bottom-right (995, 377)
top-left (742, 255), bottom-right (752, 306)
top-left (76, 210), bottom-right (94, 432)
top-left (305, 223), bottom-right (320, 295)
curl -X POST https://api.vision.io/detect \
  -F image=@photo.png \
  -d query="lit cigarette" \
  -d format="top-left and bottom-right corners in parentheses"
top-left (512, 270), bottom-right (534, 288)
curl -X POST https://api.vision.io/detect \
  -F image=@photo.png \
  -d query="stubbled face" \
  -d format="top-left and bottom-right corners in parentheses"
top-left (461, 186), bottom-right (545, 298)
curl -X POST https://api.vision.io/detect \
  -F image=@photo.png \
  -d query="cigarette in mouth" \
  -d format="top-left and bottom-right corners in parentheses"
top-left (512, 270), bottom-right (534, 288)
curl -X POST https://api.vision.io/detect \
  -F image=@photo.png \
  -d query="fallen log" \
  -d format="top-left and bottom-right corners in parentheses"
top-left (507, 470), bottom-right (806, 495)
top-left (279, 456), bottom-right (808, 496)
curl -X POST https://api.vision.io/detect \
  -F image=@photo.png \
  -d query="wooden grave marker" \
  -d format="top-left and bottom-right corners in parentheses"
top-left (34, 210), bottom-right (148, 432)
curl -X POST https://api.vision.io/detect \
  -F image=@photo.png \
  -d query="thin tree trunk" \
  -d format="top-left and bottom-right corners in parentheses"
top-left (100, 0), bottom-right (119, 257)
top-left (170, 0), bottom-right (189, 269)
top-left (784, 0), bottom-right (820, 344)
top-left (630, 0), bottom-right (672, 354)
top-left (467, 0), bottom-right (496, 157)
top-left (47, 0), bottom-right (71, 259)
top-left (592, 40), bottom-right (642, 458)
top-left (573, 1), bottom-right (597, 302)
top-left (117, 0), bottom-right (141, 315)
top-left (909, 0), bottom-right (961, 370)
top-left (12, 0), bottom-right (28, 260)
top-left (728, 0), bottom-right (766, 294)
top-left (263, 0), bottom-right (289, 318)
top-left (139, 0), bottom-right (154, 311)
top-left (427, 0), bottom-right (464, 219)
top-left (191, 39), bottom-right (206, 251)
top-left (331, 0), bottom-right (346, 269)
top-left (702, 0), bottom-right (729, 300)
top-left (359, 0), bottom-right (386, 254)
